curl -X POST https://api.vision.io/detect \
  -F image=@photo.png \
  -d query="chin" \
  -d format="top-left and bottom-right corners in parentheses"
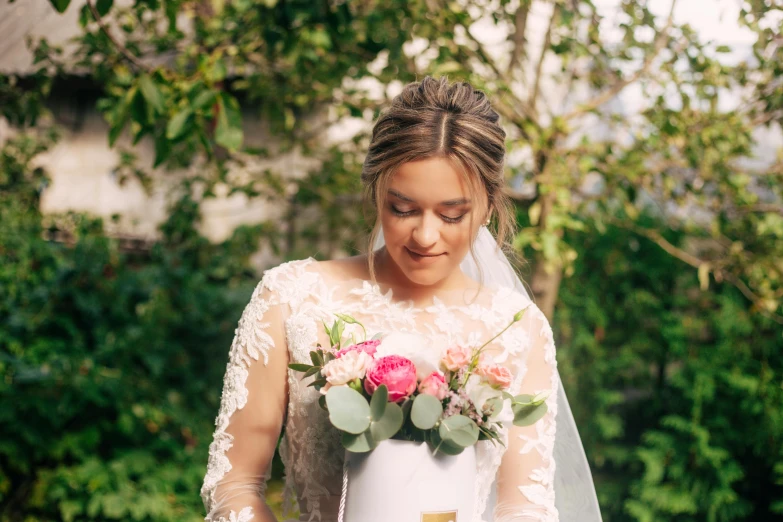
top-left (393, 250), bottom-right (453, 286)
top-left (402, 269), bottom-right (443, 287)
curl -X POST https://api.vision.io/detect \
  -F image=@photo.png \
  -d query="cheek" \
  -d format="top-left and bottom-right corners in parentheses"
top-left (444, 222), bottom-right (474, 251)
top-left (380, 214), bottom-right (410, 244)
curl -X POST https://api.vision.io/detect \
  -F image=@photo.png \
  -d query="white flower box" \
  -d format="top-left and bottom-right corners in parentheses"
top-left (340, 439), bottom-right (476, 522)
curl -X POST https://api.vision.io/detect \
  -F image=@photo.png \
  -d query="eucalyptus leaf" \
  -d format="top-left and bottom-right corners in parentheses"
top-left (370, 385), bottom-right (388, 421)
top-left (439, 415), bottom-right (479, 448)
top-left (485, 396), bottom-right (504, 418)
top-left (288, 363), bottom-right (312, 372)
top-left (369, 401), bottom-right (403, 441)
top-left (411, 393), bottom-right (443, 430)
top-left (342, 430), bottom-right (376, 453)
top-left (512, 402), bottom-right (548, 427)
top-left (429, 428), bottom-right (465, 456)
top-left (326, 386), bottom-right (371, 434)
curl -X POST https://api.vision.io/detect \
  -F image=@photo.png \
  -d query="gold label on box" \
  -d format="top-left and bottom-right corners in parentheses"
top-left (421, 511), bottom-right (458, 522)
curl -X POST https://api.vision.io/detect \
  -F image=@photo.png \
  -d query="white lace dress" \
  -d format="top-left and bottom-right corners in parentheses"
top-left (200, 258), bottom-right (559, 522)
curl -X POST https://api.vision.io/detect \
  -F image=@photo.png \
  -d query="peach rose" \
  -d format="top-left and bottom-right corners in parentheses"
top-left (418, 371), bottom-right (448, 400)
top-left (441, 345), bottom-right (473, 372)
top-left (476, 362), bottom-right (513, 389)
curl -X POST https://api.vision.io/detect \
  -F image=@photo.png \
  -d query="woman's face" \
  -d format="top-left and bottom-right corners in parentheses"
top-left (379, 156), bottom-right (486, 288)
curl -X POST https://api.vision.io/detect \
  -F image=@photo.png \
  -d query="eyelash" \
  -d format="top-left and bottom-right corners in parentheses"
top-left (390, 206), bottom-right (467, 224)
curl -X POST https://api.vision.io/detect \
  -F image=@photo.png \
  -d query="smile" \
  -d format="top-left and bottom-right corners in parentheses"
top-left (405, 247), bottom-right (444, 261)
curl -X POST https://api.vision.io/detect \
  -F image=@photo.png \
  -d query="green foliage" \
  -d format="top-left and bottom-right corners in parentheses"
top-left (511, 393), bottom-right (549, 427)
top-left (0, 132), bottom-right (275, 521)
top-left (411, 393), bottom-right (443, 430)
top-left (325, 386), bottom-right (372, 435)
top-left (552, 219), bottom-right (783, 522)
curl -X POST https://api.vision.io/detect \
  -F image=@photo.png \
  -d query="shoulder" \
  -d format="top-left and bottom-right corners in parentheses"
top-left (486, 284), bottom-right (553, 345)
top-left (252, 257), bottom-right (320, 303)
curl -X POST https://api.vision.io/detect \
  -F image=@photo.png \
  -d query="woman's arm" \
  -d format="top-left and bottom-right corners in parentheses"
top-left (200, 274), bottom-right (290, 522)
top-left (495, 307), bottom-right (559, 522)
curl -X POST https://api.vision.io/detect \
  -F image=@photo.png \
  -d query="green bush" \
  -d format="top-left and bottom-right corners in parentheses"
top-left (0, 133), bottom-right (275, 521)
top-left (554, 222), bottom-right (783, 522)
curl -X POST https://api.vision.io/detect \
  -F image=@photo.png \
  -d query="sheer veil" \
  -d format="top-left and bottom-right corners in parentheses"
top-left (373, 225), bottom-right (603, 521)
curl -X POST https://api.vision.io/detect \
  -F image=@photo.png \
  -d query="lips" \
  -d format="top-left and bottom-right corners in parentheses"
top-left (406, 247), bottom-right (443, 257)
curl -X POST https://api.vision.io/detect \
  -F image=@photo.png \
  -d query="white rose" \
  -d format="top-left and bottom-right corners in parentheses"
top-left (465, 374), bottom-right (504, 416)
top-left (321, 350), bottom-right (373, 386)
top-left (375, 331), bottom-right (444, 381)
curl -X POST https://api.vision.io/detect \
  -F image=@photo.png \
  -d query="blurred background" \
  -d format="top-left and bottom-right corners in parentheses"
top-left (1, 0), bottom-right (781, 520)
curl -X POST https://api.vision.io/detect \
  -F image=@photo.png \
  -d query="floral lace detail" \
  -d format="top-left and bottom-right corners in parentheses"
top-left (515, 309), bottom-right (559, 521)
top-left (201, 259), bottom-right (314, 522)
top-left (201, 257), bottom-right (559, 522)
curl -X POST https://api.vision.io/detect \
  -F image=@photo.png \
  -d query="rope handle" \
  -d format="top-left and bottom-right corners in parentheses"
top-left (337, 455), bottom-right (349, 522)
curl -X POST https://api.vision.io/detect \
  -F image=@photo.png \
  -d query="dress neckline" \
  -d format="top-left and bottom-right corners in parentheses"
top-left (300, 256), bottom-right (506, 312)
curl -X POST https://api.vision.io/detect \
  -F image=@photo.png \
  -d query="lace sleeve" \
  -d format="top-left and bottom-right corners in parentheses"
top-left (200, 272), bottom-right (290, 522)
top-left (494, 306), bottom-right (560, 522)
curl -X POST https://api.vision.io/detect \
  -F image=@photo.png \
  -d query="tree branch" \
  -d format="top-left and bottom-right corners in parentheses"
top-left (86, 0), bottom-right (155, 73)
top-left (609, 218), bottom-right (783, 325)
top-left (459, 26), bottom-right (540, 129)
top-left (562, 0), bottom-right (678, 121)
top-left (507, 2), bottom-right (530, 76)
top-left (529, 2), bottom-right (558, 115)
top-left (736, 203), bottom-right (783, 216)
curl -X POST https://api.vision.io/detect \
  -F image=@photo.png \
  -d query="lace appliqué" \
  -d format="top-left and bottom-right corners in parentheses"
top-left (201, 259), bottom-right (312, 522)
top-left (514, 308), bottom-right (559, 522)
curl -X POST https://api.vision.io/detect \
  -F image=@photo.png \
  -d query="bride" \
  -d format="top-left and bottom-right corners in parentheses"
top-left (200, 76), bottom-right (601, 522)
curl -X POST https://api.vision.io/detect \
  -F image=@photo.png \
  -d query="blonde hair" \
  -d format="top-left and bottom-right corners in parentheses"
top-left (361, 76), bottom-right (518, 285)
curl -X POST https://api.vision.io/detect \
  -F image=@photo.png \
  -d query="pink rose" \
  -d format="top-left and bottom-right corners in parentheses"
top-left (335, 339), bottom-right (381, 359)
top-left (418, 371), bottom-right (448, 400)
top-left (476, 362), bottom-right (513, 389)
top-left (441, 345), bottom-right (473, 372)
top-left (364, 355), bottom-right (417, 402)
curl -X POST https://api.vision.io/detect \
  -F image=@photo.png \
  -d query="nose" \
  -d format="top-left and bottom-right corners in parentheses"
top-left (411, 213), bottom-right (440, 249)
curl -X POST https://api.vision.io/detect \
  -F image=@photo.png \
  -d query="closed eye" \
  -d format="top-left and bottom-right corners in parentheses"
top-left (389, 206), bottom-right (467, 224)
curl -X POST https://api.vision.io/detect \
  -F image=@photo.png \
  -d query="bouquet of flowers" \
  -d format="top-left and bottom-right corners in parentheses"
top-left (288, 307), bottom-right (550, 455)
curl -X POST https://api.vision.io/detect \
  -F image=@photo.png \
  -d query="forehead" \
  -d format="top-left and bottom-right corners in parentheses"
top-left (388, 157), bottom-right (479, 202)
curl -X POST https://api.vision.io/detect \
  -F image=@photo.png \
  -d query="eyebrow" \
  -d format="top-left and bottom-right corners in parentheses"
top-left (388, 189), bottom-right (471, 207)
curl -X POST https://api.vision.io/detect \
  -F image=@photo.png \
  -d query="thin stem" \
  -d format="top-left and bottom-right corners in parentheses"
top-left (86, 0), bottom-right (155, 73)
top-left (460, 306), bottom-right (531, 388)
